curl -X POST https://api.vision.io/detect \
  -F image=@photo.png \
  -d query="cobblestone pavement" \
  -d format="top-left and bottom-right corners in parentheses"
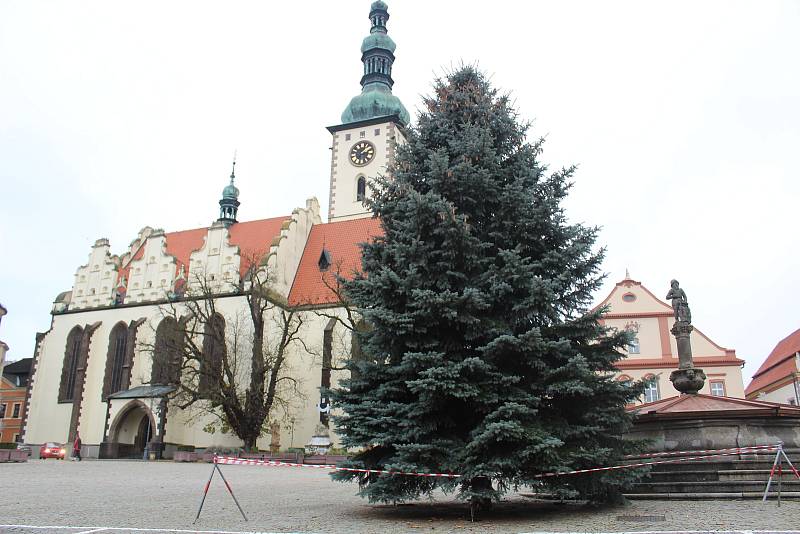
top-left (1, 460), bottom-right (799, 534)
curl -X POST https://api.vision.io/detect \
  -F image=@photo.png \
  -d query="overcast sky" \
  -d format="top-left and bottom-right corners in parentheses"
top-left (1, 1), bottom-right (798, 385)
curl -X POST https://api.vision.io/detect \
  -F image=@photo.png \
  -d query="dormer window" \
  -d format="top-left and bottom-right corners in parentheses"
top-left (318, 248), bottom-right (332, 271)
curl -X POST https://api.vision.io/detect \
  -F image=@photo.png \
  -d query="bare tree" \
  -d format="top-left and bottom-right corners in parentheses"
top-left (142, 257), bottom-right (311, 451)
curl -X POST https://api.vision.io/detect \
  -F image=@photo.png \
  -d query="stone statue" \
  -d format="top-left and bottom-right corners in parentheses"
top-left (667, 279), bottom-right (706, 394)
top-left (666, 279), bottom-right (691, 323)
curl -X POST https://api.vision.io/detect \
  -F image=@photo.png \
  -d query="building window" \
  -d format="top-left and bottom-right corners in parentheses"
top-left (710, 380), bottom-right (726, 397)
top-left (356, 176), bottom-right (366, 202)
top-left (199, 315), bottom-right (226, 398)
top-left (59, 326), bottom-right (84, 402)
top-left (0, 404), bottom-right (5, 418)
top-left (374, 128), bottom-right (381, 136)
top-left (627, 337), bottom-right (640, 354)
top-left (152, 317), bottom-right (183, 385)
top-left (345, 133), bottom-right (351, 141)
top-left (12, 403), bottom-right (20, 418)
top-left (643, 376), bottom-right (660, 403)
top-left (360, 131), bottom-right (365, 138)
top-left (622, 293), bottom-right (636, 302)
top-left (103, 322), bottom-right (129, 399)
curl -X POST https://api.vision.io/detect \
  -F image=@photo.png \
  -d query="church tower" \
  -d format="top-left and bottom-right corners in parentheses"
top-left (327, 1), bottom-right (409, 222)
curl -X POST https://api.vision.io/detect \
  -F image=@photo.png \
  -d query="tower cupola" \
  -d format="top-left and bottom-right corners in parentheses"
top-left (218, 158), bottom-right (240, 226)
top-left (341, 1), bottom-right (409, 126)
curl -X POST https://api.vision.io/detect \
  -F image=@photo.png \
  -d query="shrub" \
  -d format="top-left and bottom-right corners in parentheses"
top-left (0, 442), bottom-right (17, 449)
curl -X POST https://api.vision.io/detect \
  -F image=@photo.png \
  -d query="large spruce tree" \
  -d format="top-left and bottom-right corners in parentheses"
top-left (331, 67), bottom-right (642, 508)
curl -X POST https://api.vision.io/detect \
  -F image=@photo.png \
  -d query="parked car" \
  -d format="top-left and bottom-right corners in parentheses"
top-left (16, 443), bottom-right (31, 456)
top-left (40, 442), bottom-right (66, 459)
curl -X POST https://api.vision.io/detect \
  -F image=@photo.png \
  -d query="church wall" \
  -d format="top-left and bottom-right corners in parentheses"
top-left (26, 296), bottom-right (340, 453)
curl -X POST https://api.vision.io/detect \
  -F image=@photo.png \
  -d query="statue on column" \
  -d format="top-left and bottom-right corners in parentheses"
top-left (667, 280), bottom-right (706, 394)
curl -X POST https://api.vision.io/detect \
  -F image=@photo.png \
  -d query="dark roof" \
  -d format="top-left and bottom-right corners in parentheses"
top-left (3, 358), bottom-right (32, 375)
top-left (108, 385), bottom-right (176, 399)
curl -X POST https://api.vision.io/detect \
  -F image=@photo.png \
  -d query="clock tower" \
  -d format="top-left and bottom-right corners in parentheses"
top-left (327, 1), bottom-right (409, 222)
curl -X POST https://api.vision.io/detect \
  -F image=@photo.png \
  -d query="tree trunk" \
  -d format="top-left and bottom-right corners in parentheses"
top-left (469, 476), bottom-right (493, 521)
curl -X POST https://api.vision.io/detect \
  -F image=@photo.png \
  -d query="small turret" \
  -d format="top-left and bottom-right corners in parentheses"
top-left (218, 157), bottom-right (240, 225)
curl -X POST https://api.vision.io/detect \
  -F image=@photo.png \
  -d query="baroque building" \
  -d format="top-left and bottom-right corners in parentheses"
top-left (21, 2), bottom-right (748, 458)
top-left (595, 275), bottom-right (745, 403)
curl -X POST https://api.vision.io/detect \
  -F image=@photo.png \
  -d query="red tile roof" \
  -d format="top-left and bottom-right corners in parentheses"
top-left (288, 217), bottom-right (383, 306)
top-left (117, 217), bottom-right (290, 283)
top-left (629, 392), bottom-right (800, 419)
top-left (228, 217), bottom-right (291, 275)
top-left (745, 327), bottom-right (800, 396)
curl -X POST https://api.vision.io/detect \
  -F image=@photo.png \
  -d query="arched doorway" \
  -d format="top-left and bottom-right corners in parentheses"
top-left (108, 400), bottom-right (155, 459)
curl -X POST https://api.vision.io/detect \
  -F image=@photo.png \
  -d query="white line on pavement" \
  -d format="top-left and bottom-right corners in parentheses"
top-left (0, 525), bottom-right (315, 534)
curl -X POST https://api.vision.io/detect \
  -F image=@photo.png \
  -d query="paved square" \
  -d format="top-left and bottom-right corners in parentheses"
top-left (1, 460), bottom-right (799, 533)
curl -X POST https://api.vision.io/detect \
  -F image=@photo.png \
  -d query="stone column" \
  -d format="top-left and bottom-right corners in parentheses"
top-left (666, 280), bottom-right (706, 395)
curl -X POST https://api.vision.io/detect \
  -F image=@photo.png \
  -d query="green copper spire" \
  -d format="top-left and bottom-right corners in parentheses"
top-left (341, 1), bottom-right (410, 126)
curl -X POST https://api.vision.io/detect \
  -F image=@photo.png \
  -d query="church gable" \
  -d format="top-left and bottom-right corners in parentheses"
top-left (70, 239), bottom-right (120, 310)
top-left (126, 231), bottom-right (177, 303)
top-left (188, 224), bottom-right (241, 293)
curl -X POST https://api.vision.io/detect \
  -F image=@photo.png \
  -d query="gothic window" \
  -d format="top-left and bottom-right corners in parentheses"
top-left (199, 314), bottom-right (225, 398)
top-left (643, 375), bottom-right (660, 403)
top-left (102, 322), bottom-right (130, 399)
top-left (356, 176), bottom-right (366, 202)
top-left (59, 326), bottom-right (83, 402)
top-left (627, 337), bottom-right (640, 354)
top-left (152, 317), bottom-right (182, 385)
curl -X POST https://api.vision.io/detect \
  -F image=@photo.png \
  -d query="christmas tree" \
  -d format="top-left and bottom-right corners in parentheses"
top-left (331, 66), bottom-right (642, 509)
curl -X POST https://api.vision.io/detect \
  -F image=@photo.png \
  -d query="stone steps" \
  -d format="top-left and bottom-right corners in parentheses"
top-left (623, 450), bottom-right (800, 500)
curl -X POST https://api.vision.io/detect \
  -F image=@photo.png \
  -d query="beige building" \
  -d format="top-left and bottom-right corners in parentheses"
top-left (596, 275), bottom-right (746, 402)
top-left (744, 328), bottom-right (800, 404)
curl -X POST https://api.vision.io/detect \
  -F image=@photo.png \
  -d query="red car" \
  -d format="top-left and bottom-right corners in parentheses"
top-left (40, 442), bottom-right (66, 460)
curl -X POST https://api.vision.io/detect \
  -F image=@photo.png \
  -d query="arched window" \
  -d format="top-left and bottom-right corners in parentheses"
top-left (356, 176), bottom-right (366, 202)
top-left (199, 314), bottom-right (226, 398)
top-left (152, 317), bottom-right (183, 385)
top-left (103, 322), bottom-right (129, 398)
top-left (59, 326), bottom-right (84, 402)
top-left (643, 375), bottom-right (660, 403)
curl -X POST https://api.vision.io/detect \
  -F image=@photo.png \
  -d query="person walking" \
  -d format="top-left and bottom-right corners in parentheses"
top-left (72, 432), bottom-right (82, 461)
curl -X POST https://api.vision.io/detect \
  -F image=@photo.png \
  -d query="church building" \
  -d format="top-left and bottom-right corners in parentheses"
top-left (21, 1), bottom-right (746, 459)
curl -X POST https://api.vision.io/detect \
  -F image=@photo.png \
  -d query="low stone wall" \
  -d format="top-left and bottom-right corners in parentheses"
top-left (627, 416), bottom-right (800, 452)
top-left (0, 449), bottom-right (29, 462)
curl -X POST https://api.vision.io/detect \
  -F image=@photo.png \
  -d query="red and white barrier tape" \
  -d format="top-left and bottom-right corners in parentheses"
top-left (213, 443), bottom-right (782, 480)
top-left (533, 446), bottom-right (780, 479)
top-left (213, 456), bottom-right (460, 478)
top-left (623, 443), bottom-right (779, 459)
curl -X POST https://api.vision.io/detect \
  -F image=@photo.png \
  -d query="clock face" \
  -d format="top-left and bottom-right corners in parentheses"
top-left (349, 141), bottom-right (376, 167)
